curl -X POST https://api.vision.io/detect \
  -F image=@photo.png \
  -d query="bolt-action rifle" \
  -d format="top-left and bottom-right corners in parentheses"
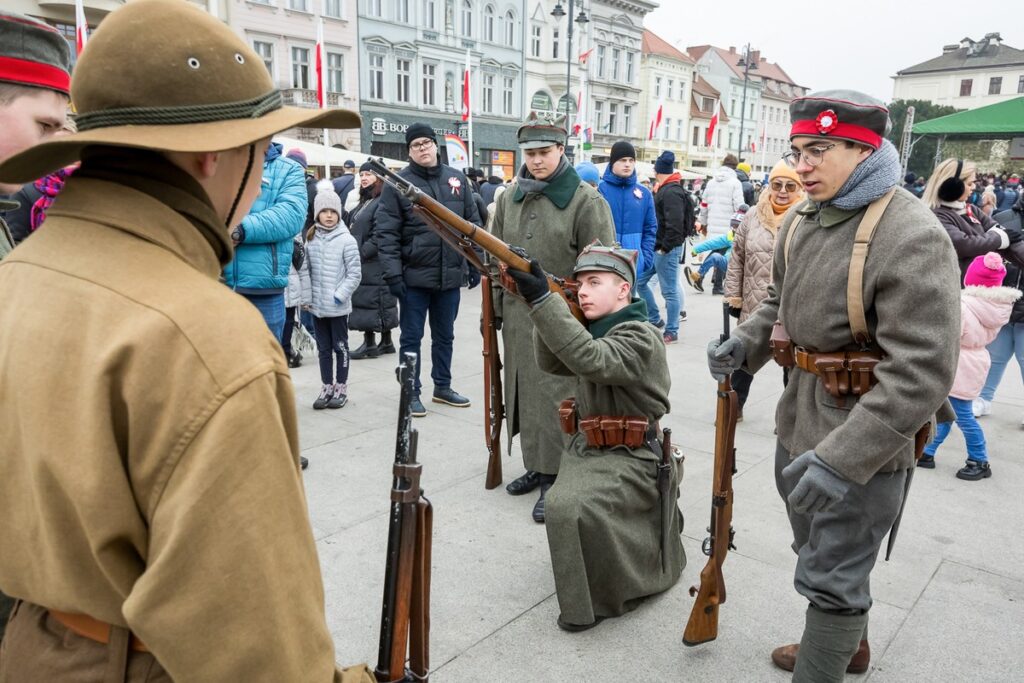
top-left (375, 352), bottom-right (432, 682)
top-left (683, 302), bottom-right (739, 647)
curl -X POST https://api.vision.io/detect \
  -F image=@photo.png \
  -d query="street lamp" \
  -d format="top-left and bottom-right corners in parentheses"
top-left (551, 0), bottom-right (589, 160)
top-left (736, 44), bottom-right (758, 161)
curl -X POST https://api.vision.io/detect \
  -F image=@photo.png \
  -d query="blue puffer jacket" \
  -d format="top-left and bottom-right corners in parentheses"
top-left (598, 166), bottom-right (657, 275)
top-left (224, 142), bottom-right (308, 293)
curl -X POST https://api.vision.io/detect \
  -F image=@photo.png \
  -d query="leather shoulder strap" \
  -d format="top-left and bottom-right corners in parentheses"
top-left (782, 203), bottom-right (811, 268)
top-left (847, 187), bottom-right (898, 345)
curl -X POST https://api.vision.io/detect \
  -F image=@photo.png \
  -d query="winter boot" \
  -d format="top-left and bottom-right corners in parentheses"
top-left (956, 459), bottom-right (991, 480)
top-left (313, 384), bottom-right (332, 410)
top-left (350, 332), bottom-right (379, 360)
top-left (791, 606), bottom-right (868, 683)
top-left (379, 329), bottom-right (396, 354)
top-left (287, 350), bottom-right (303, 368)
top-left (327, 383), bottom-right (348, 409)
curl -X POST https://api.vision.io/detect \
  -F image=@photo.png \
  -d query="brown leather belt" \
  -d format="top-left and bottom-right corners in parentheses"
top-left (793, 347), bottom-right (882, 398)
top-left (49, 609), bottom-right (149, 653)
top-left (558, 398), bottom-right (651, 448)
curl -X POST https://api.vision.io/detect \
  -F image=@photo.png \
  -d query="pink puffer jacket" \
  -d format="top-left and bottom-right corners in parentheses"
top-left (951, 285), bottom-right (1021, 399)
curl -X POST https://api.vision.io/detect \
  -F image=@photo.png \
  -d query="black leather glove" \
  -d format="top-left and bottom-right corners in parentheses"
top-left (467, 269), bottom-right (481, 289)
top-left (1003, 223), bottom-right (1024, 244)
top-left (387, 278), bottom-right (406, 299)
top-left (729, 306), bottom-right (741, 319)
top-left (507, 259), bottom-right (550, 305)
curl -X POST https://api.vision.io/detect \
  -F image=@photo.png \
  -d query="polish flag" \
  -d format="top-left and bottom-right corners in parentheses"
top-left (705, 99), bottom-right (720, 147)
top-left (461, 49), bottom-right (471, 123)
top-left (648, 99), bottom-right (663, 141)
top-left (315, 18), bottom-right (326, 107)
top-left (75, 0), bottom-right (88, 56)
top-left (578, 47), bottom-right (594, 65)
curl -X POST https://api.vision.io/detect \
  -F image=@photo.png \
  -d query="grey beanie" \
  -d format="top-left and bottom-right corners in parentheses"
top-left (313, 179), bottom-right (342, 219)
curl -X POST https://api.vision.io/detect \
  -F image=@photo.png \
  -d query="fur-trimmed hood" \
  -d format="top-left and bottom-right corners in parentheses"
top-left (962, 285), bottom-right (1022, 304)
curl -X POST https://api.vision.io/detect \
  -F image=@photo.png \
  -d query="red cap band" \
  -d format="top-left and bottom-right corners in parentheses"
top-left (790, 119), bottom-right (881, 149)
top-left (0, 55), bottom-right (70, 95)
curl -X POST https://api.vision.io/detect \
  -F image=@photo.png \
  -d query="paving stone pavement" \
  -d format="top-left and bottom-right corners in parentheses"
top-left (291, 279), bottom-right (1024, 682)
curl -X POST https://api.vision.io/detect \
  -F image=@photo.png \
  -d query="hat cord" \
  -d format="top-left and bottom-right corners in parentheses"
top-left (75, 90), bottom-right (283, 132)
top-left (225, 144), bottom-right (256, 229)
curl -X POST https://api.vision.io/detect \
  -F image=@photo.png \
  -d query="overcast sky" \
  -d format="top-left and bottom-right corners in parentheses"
top-left (643, 1), bottom-right (1020, 103)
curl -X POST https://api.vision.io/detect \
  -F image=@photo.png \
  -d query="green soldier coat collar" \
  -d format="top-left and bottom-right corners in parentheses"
top-left (797, 199), bottom-right (861, 228)
top-left (588, 298), bottom-right (649, 339)
top-left (512, 160), bottom-right (582, 210)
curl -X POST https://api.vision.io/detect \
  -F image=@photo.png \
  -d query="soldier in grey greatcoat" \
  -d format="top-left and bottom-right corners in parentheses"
top-left (708, 91), bottom-right (961, 681)
top-left (488, 112), bottom-right (615, 522)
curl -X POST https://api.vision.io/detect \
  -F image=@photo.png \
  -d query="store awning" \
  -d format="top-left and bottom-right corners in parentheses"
top-left (272, 136), bottom-right (405, 170)
top-left (912, 97), bottom-right (1024, 137)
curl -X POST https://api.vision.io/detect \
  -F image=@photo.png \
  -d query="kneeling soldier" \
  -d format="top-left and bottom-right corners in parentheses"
top-left (508, 244), bottom-right (686, 632)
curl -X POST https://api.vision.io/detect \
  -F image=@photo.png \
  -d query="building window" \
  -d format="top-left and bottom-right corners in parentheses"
top-left (654, 76), bottom-right (661, 99)
top-left (366, 0), bottom-right (381, 16)
top-left (666, 79), bottom-right (673, 100)
top-left (702, 96), bottom-right (714, 112)
top-left (369, 53), bottom-right (384, 99)
top-left (504, 11), bottom-right (515, 46)
top-left (597, 45), bottom-right (605, 78)
top-left (396, 0), bottom-right (409, 21)
top-left (530, 24), bottom-right (541, 57)
top-left (730, 99), bottom-right (736, 115)
top-left (960, 79), bottom-right (972, 96)
top-left (625, 52), bottom-right (634, 83)
top-left (483, 73), bottom-right (494, 113)
top-left (324, 0), bottom-right (342, 16)
top-left (327, 52), bottom-right (344, 93)
top-left (624, 105), bottom-right (632, 136)
top-left (424, 0), bottom-right (435, 28)
top-left (663, 116), bottom-right (671, 139)
top-left (608, 102), bottom-right (617, 134)
top-left (288, 0), bottom-right (308, 11)
top-left (552, 28), bottom-right (559, 59)
top-left (594, 100), bottom-right (603, 132)
top-left (1019, 75), bottom-right (1024, 93)
top-left (462, 0), bottom-right (473, 37)
top-left (396, 58), bottom-right (411, 103)
top-left (422, 63), bottom-right (436, 106)
top-left (692, 125), bottom-right (700, 147)
top-left (291, 46), bottom-right (309, 88)
top-left (502, 76), bottom-right (513, 115)
top-left (676, 119), bottom-right (683, 141)
top-left (253, 41), bottom-right (274, 77)
top-left (728, 131), bottom-right (733, 149)
top-left (484, 4), bottom-right (494, 41)
top-left (988, 77), bottom-right (1002, 95)
top-left (611, 48), bottom-right (620, 81)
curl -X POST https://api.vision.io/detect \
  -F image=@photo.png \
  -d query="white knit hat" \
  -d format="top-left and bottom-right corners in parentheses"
top-left (314, 179), bottom-right (342, 219)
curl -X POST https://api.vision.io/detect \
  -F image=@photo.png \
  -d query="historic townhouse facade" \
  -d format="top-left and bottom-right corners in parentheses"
top-left (358, 0), bottom-right (526, 178)
top-left (686, 74), bottom-right (728, 172)
top-left (636, 29), bottom-right (694, 166)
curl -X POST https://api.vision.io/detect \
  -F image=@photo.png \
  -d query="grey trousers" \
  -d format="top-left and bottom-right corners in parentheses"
top-left (774, 441), bottom-right (906, 613)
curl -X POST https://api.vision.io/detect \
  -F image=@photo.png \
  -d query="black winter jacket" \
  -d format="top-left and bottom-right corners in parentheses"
top-left (735, 169), bottom-right (756, 206)
top-left (348, 194), bottom-right (399, 332)
top-left (653, 180), bottom-right (694, 252)
top-left (376, 161), bottom-right (481, 290)
top-left (933, 204), bottom-right (1024, 282)
top-left (2, 183), bottom-right (43, 245)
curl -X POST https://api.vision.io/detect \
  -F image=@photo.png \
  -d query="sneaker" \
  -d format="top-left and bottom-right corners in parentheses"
top-left (663, 331), bottom-right (678, 344)
top-left (409, 396), bottom-right (427, 417)
top-left (956, 459), bottom-right (991, 481)
top-left (651, 319), bottom-right (666, 329)
top-left (917, 455), bottom-right (936, 469)
top-left (300, 456), bottom-right (309, 470)
top-left (679, 311), bottom-right (688, 322)
top-left (327, 383), bottom-right (348, 409)
top-left (313, 384), bottom-right (332, 410)
top-left (684, 266), bottom-right (704, 293)
top-left (287, 350), bottom-right (303, 368)
top-left (432, 387), bottom-right (471, 408)
top-left (972, 398), bottom-right (991, 417)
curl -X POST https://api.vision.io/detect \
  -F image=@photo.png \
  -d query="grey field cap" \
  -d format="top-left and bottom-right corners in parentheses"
top-left (518, 111), bottom-right (568, 150)
top-left (573, 241), bottom-right (638, 287)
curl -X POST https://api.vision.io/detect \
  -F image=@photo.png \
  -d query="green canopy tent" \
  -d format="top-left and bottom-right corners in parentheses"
top-left (911, 97), bottom-right (1024, 168)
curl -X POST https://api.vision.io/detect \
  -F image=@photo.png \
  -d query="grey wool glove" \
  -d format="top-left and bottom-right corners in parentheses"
top-left (782, 451), bottom-right (852, 515)
top-left (707, 337), bottom-right (745, 381)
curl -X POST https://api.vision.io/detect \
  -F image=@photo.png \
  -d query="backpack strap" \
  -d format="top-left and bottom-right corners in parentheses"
top-left (782, 202), bottom-right (811, 268)
top-left (847, 187), bottom-right (898, 346)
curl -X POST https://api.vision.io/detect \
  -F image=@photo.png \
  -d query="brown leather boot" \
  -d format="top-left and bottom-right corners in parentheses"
top-left (771, 640), bottom-right (870, 674)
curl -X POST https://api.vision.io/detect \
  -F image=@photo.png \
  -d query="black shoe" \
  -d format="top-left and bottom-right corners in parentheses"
top-left (409, 396), bottom-right (427, 417)
top-left (557, 615), bottom-right (604, 632)
top-left (917, 455), bottom-right (936, 469)
top-left (684, 266), bottom-right (704, 293)
top-left (680, 311), bottom-right (688, 322)
top-left (956, 459), bottom-right (991, 481)
top-left (327, 384), bottom-right (348, 409)
top-left (379, 332), bottom-right (396, 354)
top-left (287, 350), bottom-right (303, 368)
top-left (300, 456), bottom-right (309, 470)
top-left (651, 318), bottom-right (665, 329)
top-left (506, 470), bottom-right (541, 496)
top-left (712, 288), bottom-right (725, 296)
top-left (350, 343), bottom-right (380, 360)
top-left (532, 480), bottom-right (553, 523)
top-left (313, 385), bottom-right (332, 410)
top-left (432, 387), bottom-right (471, 408)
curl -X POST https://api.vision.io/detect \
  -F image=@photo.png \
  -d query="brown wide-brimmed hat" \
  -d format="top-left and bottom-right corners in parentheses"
top-left (0, 0), bottom-right (360, 184)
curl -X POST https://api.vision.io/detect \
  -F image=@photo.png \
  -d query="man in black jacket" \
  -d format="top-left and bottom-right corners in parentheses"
top-left (636, 150), bottom-right (693, 343)
top-left (377, 123), bottom-right (481, 416)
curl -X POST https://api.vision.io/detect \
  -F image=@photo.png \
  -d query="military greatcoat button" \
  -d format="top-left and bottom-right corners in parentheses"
top-left (529, 213), bottom-right (537, 219)
top-left (527, 233), bottom-right (533, 239)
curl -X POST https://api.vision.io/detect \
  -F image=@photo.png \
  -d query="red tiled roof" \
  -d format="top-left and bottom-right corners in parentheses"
top-left (686, 44), bottom-right (803, 90)
top-left (690, 76), bottom-right (728, 122)
top-left (642, 30), bottom-right (694, 64)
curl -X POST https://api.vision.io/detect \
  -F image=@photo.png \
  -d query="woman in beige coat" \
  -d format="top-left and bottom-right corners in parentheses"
top-left (724, 160), bottom-right (804, 415)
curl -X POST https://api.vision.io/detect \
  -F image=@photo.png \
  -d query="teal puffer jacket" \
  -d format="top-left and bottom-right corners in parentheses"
top-left (223, 143), bottom-right (307, 292)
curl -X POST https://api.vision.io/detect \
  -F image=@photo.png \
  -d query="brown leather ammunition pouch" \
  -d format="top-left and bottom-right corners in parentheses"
top-left (770, 321), bottom-right (796, 368)
top-left (576, 415), bottom-right (650, 448)
top-left (558, 398), bottom-right (578, 435)
top-left (793, 347), bottom-right (883, 402)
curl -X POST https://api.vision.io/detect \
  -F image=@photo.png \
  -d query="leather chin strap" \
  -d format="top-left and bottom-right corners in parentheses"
top-left (225, 144), bottom-right (256, 229)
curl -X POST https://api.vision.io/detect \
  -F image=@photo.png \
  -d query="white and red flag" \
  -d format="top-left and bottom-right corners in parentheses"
top-left (315, 17), bottom-right (326, 108)
top-left (461, 49), bottom-right (471, 122)
top-left (648, 98), bottom-right (663, 141)
top-left (75, 0), bottom-right (88, 56)
top-left (705, 99), bottom-right (720, 147)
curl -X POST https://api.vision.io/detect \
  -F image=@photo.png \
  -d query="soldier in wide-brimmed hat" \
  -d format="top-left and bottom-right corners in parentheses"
top-left (0, 1), bottom-right (373, 680)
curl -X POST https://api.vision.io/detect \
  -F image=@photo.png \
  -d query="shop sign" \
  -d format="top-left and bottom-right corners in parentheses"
top-left (371, 117), bottom-right (457, 138)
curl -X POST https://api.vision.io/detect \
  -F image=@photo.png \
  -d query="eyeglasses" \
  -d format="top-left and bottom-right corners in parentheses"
top-left (770, 180), bottom-right (800, 192)
top-left (782, 143), bottom-right (837, 169)
top-left (409, 139), bottom-right (435, 151)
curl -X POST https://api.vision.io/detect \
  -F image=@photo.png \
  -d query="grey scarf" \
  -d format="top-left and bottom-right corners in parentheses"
top-left (517, 156), bottom-right (569, 194)
top-left (827, 139), bottom-right (902, 210)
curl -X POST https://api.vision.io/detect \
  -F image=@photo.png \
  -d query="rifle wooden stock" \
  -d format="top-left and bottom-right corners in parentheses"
top-left (481, 277), bottom-right (504, 490)
top-left (376, 354), bottom-right (432, 683)
top-left (683, 305), bottom-right (739, 647)
top-left (368, 158), bottom-right (584, 322)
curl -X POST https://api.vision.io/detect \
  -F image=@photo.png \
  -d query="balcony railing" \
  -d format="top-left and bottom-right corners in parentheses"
top-left (281, 88), bottom-right (355, 109)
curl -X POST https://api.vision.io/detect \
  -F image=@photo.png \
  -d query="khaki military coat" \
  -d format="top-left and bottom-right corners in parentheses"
top-left (489, 163), bottom-right (615, 474)
top-left (0, 175), bottom-right (358, 681)
top-left (734, 187), bottom-right (961, 485)
top-left (530, 296), bottom-right (685, 625)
